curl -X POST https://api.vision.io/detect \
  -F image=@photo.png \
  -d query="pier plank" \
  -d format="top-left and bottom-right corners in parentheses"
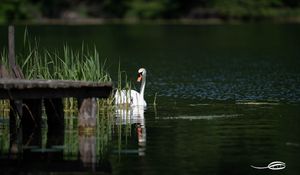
top-left (2, 78), bottom-right (113, 134)
top-left (0, 79), bottom-right (112, 99)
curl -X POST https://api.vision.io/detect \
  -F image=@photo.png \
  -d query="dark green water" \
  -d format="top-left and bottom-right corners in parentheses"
top-left (1, 24), bottom-right (300, 174)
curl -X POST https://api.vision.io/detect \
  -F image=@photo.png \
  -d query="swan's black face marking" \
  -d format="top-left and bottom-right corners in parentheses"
top-left (137, 72), bottom-right (143, 82)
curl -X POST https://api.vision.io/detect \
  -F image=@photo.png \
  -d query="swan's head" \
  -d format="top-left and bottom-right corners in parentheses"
top-left (137, 68), bottom-right (146, 82)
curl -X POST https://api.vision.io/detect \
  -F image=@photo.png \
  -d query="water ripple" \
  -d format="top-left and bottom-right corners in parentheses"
top-left (149, 70), bottom-right (300, 103)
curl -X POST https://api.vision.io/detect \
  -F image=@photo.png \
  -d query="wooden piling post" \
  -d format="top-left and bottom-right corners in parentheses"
top-left (7, 26), bottom-right (22, 143)
top-left (8, 25), bottom-right (15, 70)
top-left (78, 98), bottom-right (97, 131)
top-left (0, 64), bottom-right (11, 78)
top-left (79, 133), bottom-right (96, 170)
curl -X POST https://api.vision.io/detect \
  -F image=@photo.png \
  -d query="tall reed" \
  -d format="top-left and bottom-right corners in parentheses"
top-left (115, 63), bottom-right (133, 109)
top-left (18, 32), bottom-right (113, 111)
top-left (20, 43), bottom-right (111, 82)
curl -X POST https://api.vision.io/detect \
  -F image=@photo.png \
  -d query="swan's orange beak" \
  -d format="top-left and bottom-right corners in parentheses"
top-left (137, 75), bottom-right (142, 82)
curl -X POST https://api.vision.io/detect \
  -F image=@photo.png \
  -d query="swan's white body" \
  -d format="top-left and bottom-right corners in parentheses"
top-left (114, 68), bottom-right (147, 107)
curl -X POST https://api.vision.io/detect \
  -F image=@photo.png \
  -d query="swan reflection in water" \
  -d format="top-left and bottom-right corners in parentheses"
top-left (77, 98), bottom-right (146, 172)
top-left (115, 106), bottom-right (146, 156)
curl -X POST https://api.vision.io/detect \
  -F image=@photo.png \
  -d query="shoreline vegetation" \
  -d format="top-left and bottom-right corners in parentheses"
top-left (1, 30), bottom-right (111, 82)
top-left (0, 30), bottom-right (134, 110)
top-left (1, 0), bottom-right (300, 25)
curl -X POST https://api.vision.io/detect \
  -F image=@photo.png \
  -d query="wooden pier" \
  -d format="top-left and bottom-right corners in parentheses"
top-left (0, 78), bottom-right (113, 173)
top-left (0, 78), bottom-right (112, 135)
top-left (0, 26), bottom-right (114, 173)
top-left (0, 25), bottom-right (113, 133)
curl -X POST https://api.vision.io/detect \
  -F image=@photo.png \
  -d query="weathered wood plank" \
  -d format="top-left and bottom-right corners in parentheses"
top-left (0, 87), bottom-right (112, 99)
top-left (0, 79), bottom-right (113, 99)
top-left (0, 79), bottom-right (112, 89)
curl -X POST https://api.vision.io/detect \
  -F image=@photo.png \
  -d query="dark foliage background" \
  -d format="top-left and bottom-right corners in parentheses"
top-left (1, 0), bottom-right (300, 23)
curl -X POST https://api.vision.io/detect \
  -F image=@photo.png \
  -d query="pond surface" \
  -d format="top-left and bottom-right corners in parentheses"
top-left (1, 24), bottom-right (300, 175)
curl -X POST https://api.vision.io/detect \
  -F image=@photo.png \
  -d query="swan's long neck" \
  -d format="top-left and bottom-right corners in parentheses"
top-left (139, 74), bottom-right (146, 100)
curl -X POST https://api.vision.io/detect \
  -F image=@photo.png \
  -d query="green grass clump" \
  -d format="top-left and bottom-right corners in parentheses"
top-left (20, 42), bottom-right (111, 82)
top-left (1, 29), bottom-right (111, 83)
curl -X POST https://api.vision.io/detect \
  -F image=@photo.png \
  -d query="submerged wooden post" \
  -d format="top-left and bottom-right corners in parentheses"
top-left (78, 98), bottom-right (97, 130)
top-left (78, 98), bottom-right (97, 170)
top-left (79, 132), bottom-right (96, 170)
top-left (9, 99), bottom-right (21, 155)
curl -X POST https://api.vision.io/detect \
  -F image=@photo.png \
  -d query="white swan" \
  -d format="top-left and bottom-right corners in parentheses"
top-left (115, 68), bottom-right (147, 106)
